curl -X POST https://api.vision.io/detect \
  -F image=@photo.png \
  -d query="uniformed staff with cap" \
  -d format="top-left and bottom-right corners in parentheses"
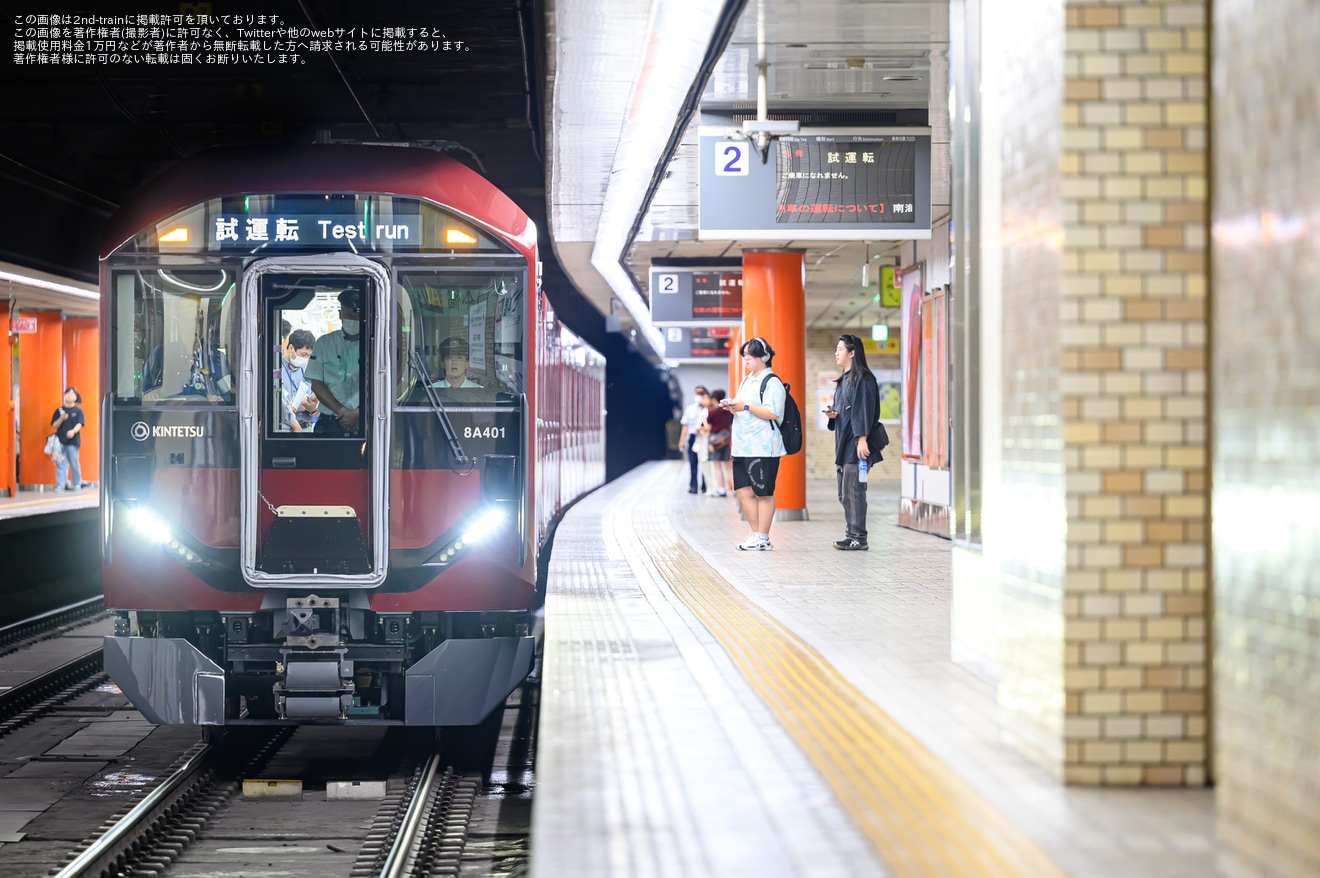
top-left (307, 288), bottom-right (364, 435)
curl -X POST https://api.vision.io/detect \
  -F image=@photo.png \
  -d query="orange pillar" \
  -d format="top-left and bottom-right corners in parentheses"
top-left (63, 319), bottom-right (100, 484)
top-left (0, 303), bottom-right (13, 497)
top-left (18, 312), bottom-right (64, 488)
top-left (741, 249), bottom-right (806, 519)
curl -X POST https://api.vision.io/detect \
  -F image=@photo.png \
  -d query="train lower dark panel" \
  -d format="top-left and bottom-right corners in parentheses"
top-left (102, 632), bottom-right (534, 726)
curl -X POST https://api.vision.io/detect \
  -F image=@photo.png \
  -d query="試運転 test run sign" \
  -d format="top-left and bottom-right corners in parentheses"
top-left (698, 128), bottom-right (932, 240)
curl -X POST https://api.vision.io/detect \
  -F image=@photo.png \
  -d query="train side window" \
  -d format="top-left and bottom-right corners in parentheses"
top-left (395, 269), bottom-right (526, 406)
top-left (111, 268), bottom-right (238, 405)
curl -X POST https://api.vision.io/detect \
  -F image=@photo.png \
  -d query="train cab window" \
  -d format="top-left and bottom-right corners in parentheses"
top-left (111, 268), bottom-right (238, 405)
top-left (262, 276), bottom-right (368, 437)
top-left (396, 270), bottom-right (525, 406)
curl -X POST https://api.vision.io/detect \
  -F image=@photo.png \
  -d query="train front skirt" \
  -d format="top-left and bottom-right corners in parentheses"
top-left (103, 633), bottom-right (535, 725)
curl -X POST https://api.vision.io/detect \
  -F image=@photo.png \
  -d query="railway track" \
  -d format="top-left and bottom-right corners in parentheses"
top-left (48, 730), bottom-right (485, 878)
top-left (0, 596), bottom-right (106, 658)
top-left (0, 602), bottom-right (532, 876)
top-left (0, 600), bottom-right (109, 739)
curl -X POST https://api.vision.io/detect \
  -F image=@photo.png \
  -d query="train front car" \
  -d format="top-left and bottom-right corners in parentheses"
top-left (99, 145), bottom-right (545, 726)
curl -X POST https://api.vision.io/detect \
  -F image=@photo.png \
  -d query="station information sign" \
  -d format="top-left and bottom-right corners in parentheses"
top-left (699, 128), bottom-right (932, 240)
top-left (650, 269), bottom-right (742, 326)
top-left (11, 316), bottom-right (38, 334)
top-left (663, 326), bottom-right (735, 360)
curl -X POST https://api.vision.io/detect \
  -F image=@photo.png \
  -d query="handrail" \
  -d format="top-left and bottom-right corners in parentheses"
top-left (54, 743), bottom-right (212, 878)
top-left (379, 751), bottom-right (442, 878)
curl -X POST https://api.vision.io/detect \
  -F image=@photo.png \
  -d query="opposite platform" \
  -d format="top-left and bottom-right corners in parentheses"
top-left (533, 461), bottom-right (1216, 877)
top-left (0, 489), bottom-right (97, 524)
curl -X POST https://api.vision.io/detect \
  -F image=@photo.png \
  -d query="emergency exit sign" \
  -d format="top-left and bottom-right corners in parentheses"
top-left (11, 316), bottom-right (37, 334)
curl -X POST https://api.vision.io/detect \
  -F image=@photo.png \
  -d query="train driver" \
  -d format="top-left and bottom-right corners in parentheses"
top-left (307, 288), bottom-right (363, 435)
top-left (431, 337), bottom-right (481, 388)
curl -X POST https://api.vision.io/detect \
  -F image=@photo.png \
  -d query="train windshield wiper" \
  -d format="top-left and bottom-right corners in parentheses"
top-left (408, 349), bottom-right (470, 466)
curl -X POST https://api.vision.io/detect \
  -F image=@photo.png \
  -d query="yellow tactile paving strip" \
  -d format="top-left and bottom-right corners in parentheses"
top-left (633, 503), bottom-right (1069, 878)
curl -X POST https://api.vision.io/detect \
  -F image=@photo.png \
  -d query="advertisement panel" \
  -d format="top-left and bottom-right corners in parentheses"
top-left (900, 264), bottom-right (924, 459)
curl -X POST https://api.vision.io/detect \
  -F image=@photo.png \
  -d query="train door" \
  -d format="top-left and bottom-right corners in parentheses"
top-left (238, 255), bottom-right (392, 587)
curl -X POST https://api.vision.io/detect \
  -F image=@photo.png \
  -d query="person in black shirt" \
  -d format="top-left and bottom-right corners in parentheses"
top-left (825, 335), bottom-right (880, 550)
top-left (51, 386), bottom-right (86, 491)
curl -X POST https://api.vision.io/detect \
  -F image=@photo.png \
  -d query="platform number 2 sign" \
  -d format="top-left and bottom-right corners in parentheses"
top-left (657, 274), bottom-right (678, 295)
top-left (715, 142), bottom-right (749, 176)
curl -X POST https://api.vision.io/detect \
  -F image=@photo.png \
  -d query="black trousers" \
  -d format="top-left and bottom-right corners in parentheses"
top-left (687, 435), bottom-right (705, 492)
top-left (836, 463), bottom-right (868, 540)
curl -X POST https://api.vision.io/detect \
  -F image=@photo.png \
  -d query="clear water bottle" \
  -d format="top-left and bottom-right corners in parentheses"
top-left (858, 457), bottom-right (869, 483)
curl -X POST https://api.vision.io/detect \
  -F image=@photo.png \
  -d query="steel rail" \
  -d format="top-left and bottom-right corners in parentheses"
top-left (0, 648), bottom-right (103, 720)
top-left (0, 595), bottom-right (103, 638)
top-left (378, 751), bottom-right (442, 878)
top-left (53, 743), bottom-right (213, 878)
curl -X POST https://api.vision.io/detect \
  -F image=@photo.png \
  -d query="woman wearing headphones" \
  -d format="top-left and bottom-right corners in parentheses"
top-left (721, 337), bottom-right (786, 550)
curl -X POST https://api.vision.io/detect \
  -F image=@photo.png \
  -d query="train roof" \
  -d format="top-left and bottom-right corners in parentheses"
top-left (100, 144), bottom-right (535, 259)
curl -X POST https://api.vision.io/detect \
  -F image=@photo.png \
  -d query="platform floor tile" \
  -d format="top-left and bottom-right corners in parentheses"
top-left (536, 461), bottom-right (1217, 878)
top-left (535, 467), bottom-right (886, 878)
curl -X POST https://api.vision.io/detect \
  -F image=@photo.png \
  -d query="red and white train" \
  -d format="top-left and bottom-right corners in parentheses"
top-left (98, 144), bottom-right (604, 725)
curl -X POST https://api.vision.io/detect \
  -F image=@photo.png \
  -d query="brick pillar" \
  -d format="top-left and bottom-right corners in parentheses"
top-left (1059, 1), bottom-right (1209, 785)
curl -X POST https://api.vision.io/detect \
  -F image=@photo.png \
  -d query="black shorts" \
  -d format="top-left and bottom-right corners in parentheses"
top-left (732, 456), bottom-right (780, 496)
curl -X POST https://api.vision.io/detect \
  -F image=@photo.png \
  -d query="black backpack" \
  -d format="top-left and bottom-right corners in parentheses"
top-left (760, 373), bottom-right (803, 456)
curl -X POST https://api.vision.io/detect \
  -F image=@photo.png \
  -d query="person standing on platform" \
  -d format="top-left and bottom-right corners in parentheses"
top-left (50, 386), bottom-right (86, 491)
top-left (678, 385), bottom-right (709, 494)
top-left (703, 387), bottom-right (733, 497)
top-left (825, 334), bottom-right (880, 550)
top-left (724, 338), bottom-right (785, 550)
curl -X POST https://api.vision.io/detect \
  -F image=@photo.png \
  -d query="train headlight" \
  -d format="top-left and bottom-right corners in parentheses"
top-left (126, 506), bottom-right (172, 544)
top-left (461, 507), bottom-right (507, 544)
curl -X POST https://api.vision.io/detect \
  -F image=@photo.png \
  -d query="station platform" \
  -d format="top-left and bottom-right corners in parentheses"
top-left (533, 462), bottom-right (1216, 877)
top-left (0, 489), bottom-right (97, 525)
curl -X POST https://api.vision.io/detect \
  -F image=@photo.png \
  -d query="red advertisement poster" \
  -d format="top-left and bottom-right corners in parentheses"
top-left (901, 264), bottom-right (924, 460)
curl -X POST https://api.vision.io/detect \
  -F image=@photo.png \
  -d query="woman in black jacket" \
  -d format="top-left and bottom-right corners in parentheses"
top-left (825, 335), bottom-right (880, 550)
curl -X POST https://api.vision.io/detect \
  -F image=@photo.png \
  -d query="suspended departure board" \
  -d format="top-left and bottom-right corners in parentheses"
top-left (650, 269), bottom-right (743, 326)
top-left (699, 128), bottom-right (932, 240)
top-left (662, 326), bottom-right (735, 360)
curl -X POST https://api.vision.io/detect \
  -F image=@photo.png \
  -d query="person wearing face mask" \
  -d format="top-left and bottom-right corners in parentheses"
top-left (307, 288), bottom-right (364, 436)
top-left (279, 328), bottom-right (318, 433)
top-left (678, 385), bottom-right (709, 494)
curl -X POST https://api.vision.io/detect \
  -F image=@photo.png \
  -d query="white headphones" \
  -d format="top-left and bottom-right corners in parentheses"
top-left (747, 337), bottom-right (773, 364)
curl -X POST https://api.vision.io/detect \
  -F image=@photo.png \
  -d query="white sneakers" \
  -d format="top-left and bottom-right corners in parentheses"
top-left (737, 534), bottom-right (772, 551)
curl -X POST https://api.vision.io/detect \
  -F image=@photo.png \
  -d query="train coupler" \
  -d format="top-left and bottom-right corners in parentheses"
top-left (274, 658), bottom-right (355, 719)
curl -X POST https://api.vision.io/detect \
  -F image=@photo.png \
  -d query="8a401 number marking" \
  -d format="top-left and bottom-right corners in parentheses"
top-left (464, 426), bottom-right (506, 439)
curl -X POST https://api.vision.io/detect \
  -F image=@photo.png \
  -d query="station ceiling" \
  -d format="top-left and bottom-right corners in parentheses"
top-left (545, 0), bottom-right (950, 353)
top-left (2, 0), bottom-right (950, 354)
top-left (1, 0), bottom-right (592, 324)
